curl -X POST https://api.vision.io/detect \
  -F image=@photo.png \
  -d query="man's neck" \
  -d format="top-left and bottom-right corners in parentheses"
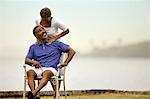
top-left (37, 39), bottom-right (46, 44)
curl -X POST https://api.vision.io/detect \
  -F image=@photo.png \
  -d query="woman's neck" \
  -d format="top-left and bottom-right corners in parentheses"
top-left (40, 17), bottom-right (53, 27)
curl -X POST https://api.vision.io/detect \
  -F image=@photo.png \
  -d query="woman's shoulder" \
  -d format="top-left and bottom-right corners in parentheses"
top-left (35, 18), bottom-right (41, 25)
top-left (52, 17), bottom-right (63, 24)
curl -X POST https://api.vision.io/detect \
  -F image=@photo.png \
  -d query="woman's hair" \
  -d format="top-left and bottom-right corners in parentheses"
top-left (40, 7), bottom-right (51, 18)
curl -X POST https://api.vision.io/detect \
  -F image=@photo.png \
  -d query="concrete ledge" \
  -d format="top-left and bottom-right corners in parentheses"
top-left (0, 90), bottom-right (150, 98)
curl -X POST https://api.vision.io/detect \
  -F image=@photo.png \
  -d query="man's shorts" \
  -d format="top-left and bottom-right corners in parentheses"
top-left (26, 65), bottom-right (57, 77)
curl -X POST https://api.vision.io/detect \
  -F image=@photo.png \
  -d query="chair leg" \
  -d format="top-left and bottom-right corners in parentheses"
top-left (56, 75), bottom-right (60, 99)
top-left (23, 74), bottom-right (26, 99)
top-left (23, 65), bottom-right (26, 99)
top-left (63, 67), bottom-right (67, 99)
top-left (63, 79), bottom-right (67, 99)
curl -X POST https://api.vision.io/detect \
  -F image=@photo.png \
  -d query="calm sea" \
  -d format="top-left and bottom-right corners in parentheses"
top-left (0, 56), bottom-right (149, 91)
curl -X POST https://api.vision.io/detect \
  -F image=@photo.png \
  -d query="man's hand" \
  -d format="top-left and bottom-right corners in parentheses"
top-left (32, 60), bottom-right (41, 68)
top-left (58, 63), bottom-right (68, 69)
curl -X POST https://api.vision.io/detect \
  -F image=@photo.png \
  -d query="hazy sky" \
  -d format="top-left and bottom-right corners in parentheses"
top-left (0, 0), bottom-right (149, 58)
top-left (0, 0), bottom-right (149, 91)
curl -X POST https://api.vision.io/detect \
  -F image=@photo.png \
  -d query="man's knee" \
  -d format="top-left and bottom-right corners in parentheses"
top-left (27, 70), bottom-right (37, 77)
top-left (42, 70), bottom-right (54, 77)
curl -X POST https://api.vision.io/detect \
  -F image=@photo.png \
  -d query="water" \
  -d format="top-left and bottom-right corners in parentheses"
top-left (0, 56), bottom-right (149, 91)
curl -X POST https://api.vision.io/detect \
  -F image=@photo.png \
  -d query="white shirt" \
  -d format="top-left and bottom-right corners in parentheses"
top-left (35, 18), bottom-right (68, 36)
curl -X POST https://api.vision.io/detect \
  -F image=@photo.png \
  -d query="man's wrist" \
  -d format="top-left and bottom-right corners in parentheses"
top-left (63, 62), bottom-right (68, 66)
top-left (31, 60), bottom-right (35, 65)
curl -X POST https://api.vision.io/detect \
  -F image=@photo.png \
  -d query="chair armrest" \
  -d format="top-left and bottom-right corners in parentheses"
top-left (57, 64), bottom-right (67, 69)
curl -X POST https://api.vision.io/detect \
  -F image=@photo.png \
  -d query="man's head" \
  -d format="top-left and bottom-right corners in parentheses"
top-left (40, 7), bottom-right (51, 18)
top-left (33, 25), bottom-right (47, 41)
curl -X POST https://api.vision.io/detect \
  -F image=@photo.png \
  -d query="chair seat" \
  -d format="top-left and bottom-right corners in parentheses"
top-left (35, 76), bottom-right (63, 81)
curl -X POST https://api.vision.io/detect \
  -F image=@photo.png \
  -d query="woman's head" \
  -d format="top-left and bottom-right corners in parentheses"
top-left (40, 7), bottom-right (51, 18)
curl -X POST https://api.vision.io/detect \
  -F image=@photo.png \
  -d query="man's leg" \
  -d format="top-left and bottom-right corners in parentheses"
top-left (32, 70), bottom-right (54, 96)
top-left (27, 70), bottom-right (37, 92)
top-left (50, 80), bottom-right (61, 99)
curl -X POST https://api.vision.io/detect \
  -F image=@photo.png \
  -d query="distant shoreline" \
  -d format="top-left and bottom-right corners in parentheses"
top-left (78, 41), bottom-right (150, 58)
top-left (0, 89), bottom-right (150, 97)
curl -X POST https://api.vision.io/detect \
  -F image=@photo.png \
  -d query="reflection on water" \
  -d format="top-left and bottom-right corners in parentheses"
top-left (0, 56), bottom-right (149, 91)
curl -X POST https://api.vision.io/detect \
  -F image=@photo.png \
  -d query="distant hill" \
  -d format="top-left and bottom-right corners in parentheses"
top-left (80, 41), bottom-right (150, 58)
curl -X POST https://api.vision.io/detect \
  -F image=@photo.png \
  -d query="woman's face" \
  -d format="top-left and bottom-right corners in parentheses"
top-left (42, 16), bottom-right (51, 22)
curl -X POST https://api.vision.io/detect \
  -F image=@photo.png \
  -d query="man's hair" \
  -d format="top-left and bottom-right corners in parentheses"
top-left (33, 25), bottom-right (40, 37)
top-left (40, 7), bottom-right (51, 18)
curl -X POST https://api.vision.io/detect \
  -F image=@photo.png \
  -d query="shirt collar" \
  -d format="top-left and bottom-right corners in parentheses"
top-left (36, 41), bottom-right (48, 46)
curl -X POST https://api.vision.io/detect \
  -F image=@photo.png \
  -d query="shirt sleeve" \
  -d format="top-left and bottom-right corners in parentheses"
top-left (35, 19), bottom-right (39, 26)
top-left (55, 18), bottom-right (68, 31)
top-left (54, 41), bottom-right (70, 52)
top-left (26, 45), bottom-right (34, 59)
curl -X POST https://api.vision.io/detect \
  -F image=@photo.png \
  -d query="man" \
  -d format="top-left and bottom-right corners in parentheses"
top-left (25, 25), bottom-right (75, 99)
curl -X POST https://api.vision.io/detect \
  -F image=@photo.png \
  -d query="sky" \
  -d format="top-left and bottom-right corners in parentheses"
top-left (0, 0), bottom-right (149, 58)
top-left (0, 0), bottom-right (149, 91)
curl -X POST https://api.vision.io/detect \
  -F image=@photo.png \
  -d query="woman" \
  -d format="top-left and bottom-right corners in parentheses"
top-left (35, 7), bottom-right (69, 44)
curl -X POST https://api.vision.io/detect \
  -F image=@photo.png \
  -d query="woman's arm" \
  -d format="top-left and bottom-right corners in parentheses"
top-left (48, 28), bottom-right (69, 44)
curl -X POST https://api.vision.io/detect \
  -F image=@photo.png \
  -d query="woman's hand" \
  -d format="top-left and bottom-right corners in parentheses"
top-left (48, 37), bottom-right (56, 44)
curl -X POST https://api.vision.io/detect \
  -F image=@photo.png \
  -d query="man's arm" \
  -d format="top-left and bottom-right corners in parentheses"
top-left (63, 47), bottom-right (75, 66)
top-left (25, 57), bottom-right (41, 68)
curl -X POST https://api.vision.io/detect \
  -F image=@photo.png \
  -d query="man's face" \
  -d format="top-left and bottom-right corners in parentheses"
top-left (35, 26), bottom-right (47, 40)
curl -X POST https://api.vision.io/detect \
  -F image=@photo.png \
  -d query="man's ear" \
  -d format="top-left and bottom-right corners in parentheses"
top-left (35, 33), bottom-right (39, 38)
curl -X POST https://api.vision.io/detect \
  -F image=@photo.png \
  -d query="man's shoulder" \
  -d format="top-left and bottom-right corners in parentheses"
top-left (52, 40), bottom-right (63, 45)
top-left (30, 43), bottom-right (38, 48)
top-left (50, 41), bottom-right (63, 47)
top-left (51, 41), bottom-right (69, 47)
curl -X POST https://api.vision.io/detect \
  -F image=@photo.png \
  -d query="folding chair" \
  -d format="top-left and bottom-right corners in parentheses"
top-left (23, 64), bottom-right (67, 99)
